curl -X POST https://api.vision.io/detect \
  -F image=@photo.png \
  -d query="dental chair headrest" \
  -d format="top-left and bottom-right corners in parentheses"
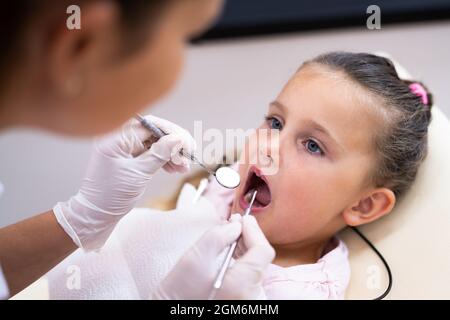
top-left (341, 53), bottom-right (450, 299)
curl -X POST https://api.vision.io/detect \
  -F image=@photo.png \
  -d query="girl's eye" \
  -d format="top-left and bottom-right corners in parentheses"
top-left (304, 139), bottom-right (324, 156)
top-left (265, 116), bottom-right (283, 130)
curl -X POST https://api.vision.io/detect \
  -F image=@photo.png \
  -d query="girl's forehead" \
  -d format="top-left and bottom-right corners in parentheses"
top-left (280, 67), bottom-right (362, 115)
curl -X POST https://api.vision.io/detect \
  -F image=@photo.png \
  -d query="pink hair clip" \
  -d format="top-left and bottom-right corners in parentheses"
top-left (409, 83), bottom-right (429, 106)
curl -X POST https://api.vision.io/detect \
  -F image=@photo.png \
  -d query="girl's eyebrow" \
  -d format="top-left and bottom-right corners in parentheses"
top-left (269, 100), bottom-right (286, 113)
top-left (270, 100), bottom-right (345, 152)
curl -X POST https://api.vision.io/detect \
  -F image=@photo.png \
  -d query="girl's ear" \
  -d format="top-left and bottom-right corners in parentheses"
top-left (342, 188), bottom-right (396, 227)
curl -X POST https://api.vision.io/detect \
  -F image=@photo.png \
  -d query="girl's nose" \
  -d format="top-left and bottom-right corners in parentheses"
top-left (257, 129), bottom-right (280, 175)
top-left (258, 148), bottom-right (273, 166)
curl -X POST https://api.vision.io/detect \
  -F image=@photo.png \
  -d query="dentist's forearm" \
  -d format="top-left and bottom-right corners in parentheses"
top-left (0, 210), bottom-right (76, 296)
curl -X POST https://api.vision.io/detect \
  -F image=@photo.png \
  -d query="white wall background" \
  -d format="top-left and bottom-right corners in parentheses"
top-left (1, 21), bottom-right (450, 227)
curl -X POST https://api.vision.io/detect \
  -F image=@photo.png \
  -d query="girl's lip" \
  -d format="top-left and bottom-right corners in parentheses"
top-left (250, 166), bottom-right (270, 186)
top-left (239, 165), bottom-right (271, 213)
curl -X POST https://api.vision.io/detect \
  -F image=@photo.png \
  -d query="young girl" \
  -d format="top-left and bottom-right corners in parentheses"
top-left (219, 51), bottom-right (432, 298)
top-left (47, 51), bottom-right (433, 299)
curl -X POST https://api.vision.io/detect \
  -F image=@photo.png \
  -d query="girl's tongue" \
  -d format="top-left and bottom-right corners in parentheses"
top-left (255, 183), bottom-right (271, 206)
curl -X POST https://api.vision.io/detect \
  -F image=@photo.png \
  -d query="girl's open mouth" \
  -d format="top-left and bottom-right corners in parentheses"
top-left (239, 166), bottom-right (272, 213)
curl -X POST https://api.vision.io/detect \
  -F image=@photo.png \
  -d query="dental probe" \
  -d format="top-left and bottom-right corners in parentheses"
top-left (210, 190), bottom-right (258, 297)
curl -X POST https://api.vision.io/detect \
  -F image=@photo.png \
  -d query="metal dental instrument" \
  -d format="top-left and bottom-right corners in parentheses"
top-left (210, 190), bottom-right (258, 297)
top-left (135, 114), bottom-right (212, 173)
top-left (135, 113), bottom-right (240, 189)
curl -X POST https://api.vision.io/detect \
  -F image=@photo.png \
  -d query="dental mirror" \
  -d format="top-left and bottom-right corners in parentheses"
top-left (214, 166), bottom-right (241, 189)
top-left (135, 114), bottom-right (241, 189)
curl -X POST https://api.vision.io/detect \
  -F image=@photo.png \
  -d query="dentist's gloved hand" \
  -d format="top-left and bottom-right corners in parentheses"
top-left (152, 215), bottom-right (275, 300)
top-left (54, 115), bottom-right (196, 251)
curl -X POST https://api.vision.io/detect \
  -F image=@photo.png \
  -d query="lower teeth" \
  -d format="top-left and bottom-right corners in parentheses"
top-left (244, 189), bottom-right (256, 203)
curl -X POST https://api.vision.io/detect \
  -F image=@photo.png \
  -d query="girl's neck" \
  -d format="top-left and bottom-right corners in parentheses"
top-left (271, 237), bottom-right (336, 267)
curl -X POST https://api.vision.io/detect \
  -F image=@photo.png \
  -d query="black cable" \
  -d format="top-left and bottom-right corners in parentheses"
top-left (350, 227), bottom-right (393, 300)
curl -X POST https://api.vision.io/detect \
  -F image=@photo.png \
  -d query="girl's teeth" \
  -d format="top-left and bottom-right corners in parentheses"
top-left (244, 189), bottom-right (255, 203)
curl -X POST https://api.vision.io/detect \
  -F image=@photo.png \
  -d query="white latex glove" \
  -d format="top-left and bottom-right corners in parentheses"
top-left (54, 115), bottom-right (196, 251)
top-left (152, 214), bottom-right (275, 300)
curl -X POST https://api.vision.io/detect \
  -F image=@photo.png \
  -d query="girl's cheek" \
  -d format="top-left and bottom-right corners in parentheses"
top-left (280, 172), bottom-right (318, 211)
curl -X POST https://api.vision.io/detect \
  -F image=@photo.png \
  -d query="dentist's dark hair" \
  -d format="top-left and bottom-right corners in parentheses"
top-left (0, 0), bottom-right (175, 96)
top-left (303, 52), bottom-right (433, 199)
